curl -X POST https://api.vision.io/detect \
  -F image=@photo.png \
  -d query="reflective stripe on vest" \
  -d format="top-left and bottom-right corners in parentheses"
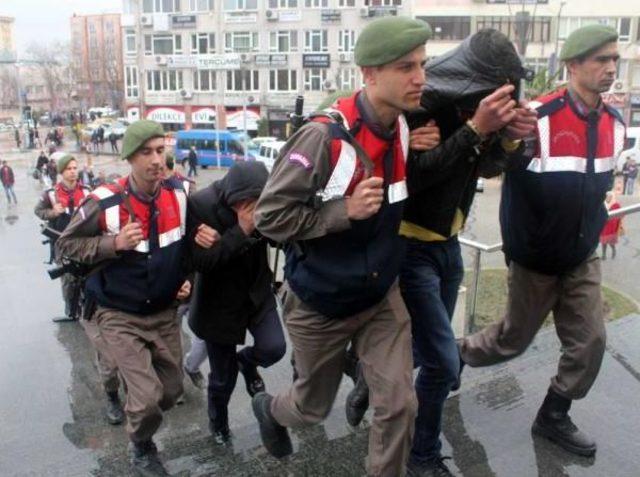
top-left (320, 111), bottom-right (409, 204)
top-left (527, 101), bottom-right (625, 175)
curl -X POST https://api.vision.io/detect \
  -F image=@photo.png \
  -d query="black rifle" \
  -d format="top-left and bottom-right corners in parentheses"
top-left (41, 225), bottom-right (61, 264)
top-left (47, 257), bottom-right (92, 320)
top-left (289, 95), bottom-right (305, 135)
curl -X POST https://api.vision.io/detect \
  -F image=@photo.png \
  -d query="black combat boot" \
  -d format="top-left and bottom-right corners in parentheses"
top-left (129, 439), bottom-right (169, 476)
top-left (345, 362), bottom-right (369, 427)
top-left (106, 391), bottom-right (125, 425)
top-left (252, 392), bottom-right (292, 458)
top-left (407, 456), bottom-right (454, 477)
top-left (532, 388), bottom-right (596, 457)
top-left (238, 356), bottom-right (265, 397)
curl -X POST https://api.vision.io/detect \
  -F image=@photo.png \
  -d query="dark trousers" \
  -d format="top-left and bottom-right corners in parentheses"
top-left (205, 304), bottom-right (286, 428)
top-left (400, 236), bottom-right (464, 464)
top-left (188, 163), bottom-right (198, 177)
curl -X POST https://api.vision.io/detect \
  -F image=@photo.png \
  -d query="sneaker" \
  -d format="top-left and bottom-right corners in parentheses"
top-left (251, 392), bottom-right (292, 458)
top-left (184, 366), bottom-right (205, 390)
top-left (129, 440), bottom-right (169, 476)
top-left (407, 456), bottom-right (454, 477)
top-left (238, 359), bottom-right (265, 397)
top-left (209, 419), bottom-right (232, 445)
top-left (106, 392), bottom-right (125, 425)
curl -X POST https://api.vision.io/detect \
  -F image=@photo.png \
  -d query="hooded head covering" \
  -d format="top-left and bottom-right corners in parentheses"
top-left (419, 29), bottom-right (531, 116)
top-left (220, 161), bottom-right (269, 206)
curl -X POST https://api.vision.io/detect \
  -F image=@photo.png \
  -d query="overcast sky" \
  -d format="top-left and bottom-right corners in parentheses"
top-left (1, 0), bottom-right (122, 55)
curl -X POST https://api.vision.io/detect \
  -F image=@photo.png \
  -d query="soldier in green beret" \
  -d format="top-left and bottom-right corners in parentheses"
top-left (56, 119), bottom-right (215, 475)
top-left (460, 24), bottom-right (622, 458)
top-left (251, 16), bottom-right (431, 476)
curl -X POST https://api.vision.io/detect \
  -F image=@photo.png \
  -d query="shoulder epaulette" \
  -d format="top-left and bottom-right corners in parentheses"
top-left (91, 186), bottom-right (124, 210)
top-left (535, 96), bottom-right (566, 119)
top-left (604, 104), bottom-right (625, 125)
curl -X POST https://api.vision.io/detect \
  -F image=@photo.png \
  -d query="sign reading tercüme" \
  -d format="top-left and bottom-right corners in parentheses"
top-left (196, 54), bottom-right (242, 70)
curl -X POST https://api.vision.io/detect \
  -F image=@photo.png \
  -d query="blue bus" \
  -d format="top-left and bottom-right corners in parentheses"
top-left (174, 129), bottom-right (256, 168)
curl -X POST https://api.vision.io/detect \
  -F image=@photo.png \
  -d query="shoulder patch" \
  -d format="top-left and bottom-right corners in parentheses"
top-left (98, 193), bottom-right (123, 210)
top-left (288, 152), bottom-right (313, 170)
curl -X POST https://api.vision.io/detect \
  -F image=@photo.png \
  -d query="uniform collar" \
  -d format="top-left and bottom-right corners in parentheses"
top-left (357, 91), bottom-right (397, 141)
top-left (567, 87), bottom-right (604, 118)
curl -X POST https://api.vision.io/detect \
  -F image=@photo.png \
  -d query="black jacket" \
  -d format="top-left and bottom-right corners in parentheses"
top-left (404, 107), bottom-right (516, 237)
top-left (187, 162), bottom-right (273, 345)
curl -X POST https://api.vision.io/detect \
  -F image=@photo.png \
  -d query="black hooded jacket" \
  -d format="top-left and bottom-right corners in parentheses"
top-left (404, 29), bottom-right (528, 237)
top-left (187, 161), bottom-right (274, 345)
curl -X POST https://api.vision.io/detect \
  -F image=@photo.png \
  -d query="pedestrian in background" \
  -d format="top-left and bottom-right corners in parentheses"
top-left (187, 145), bottom-right (198, 177)
top-left (1, 160), bottom-right (18, 205)
top-left (600, 191), bottom-right (622, 260)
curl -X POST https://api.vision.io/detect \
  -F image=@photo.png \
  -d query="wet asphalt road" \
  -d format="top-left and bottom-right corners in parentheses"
top-left (0, 145), bottom-right (639, 476)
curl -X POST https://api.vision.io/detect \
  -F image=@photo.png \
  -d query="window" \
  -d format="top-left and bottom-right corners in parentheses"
top-left (559, 17), bottom-right (631, 41)
top-left (304, 69), bottom-right (328, 91)
top-left (189, 0), bottom-right (213, 11)
top-left (269, 69), bottom-right (298, 91)
top-left (337, 68), bottom-right (359, 90)
top-left (146, 70), bottom-right (184, 91)
top-left (268, 0), bottom-right (298, 7)
top-left (305, 30), bottom-right (328, 52)
top-left (194, 70), bottom-right (217, 91)
top-left (618, 17), bottom-right (631, 42)
top-left (226, 70), bottom-right (260, 91)
top-left (338, 0), bottom-right (356, 7)
top-left (125, 66), bottom-right (139, 98)
top-left (146, 34), bottom-right (182, 55)
top-left (223, 0), bottom-right (257, 10)
top-left (270, 31), bottom-right (298, 52)
top-left (225, 31), bottom-right (259, 52)
top-left (191, 33), bottom-right (215, 54)
top-left (476, 16), bottom-right (550, 43)
top-left (419, 16), bottom-right (470, 41)
top-left (143, 0), bottom-right (180, 13)
top-left (338, 30), bottom-right (356, 52)
top-left (617, 59), bottom-right (628, 81)
top-left (632, 64), bottom-right (640, 88)
top-left (305, 0), bottom-right (328, 7)
top-left (125, 29), bottom-right (136, 56)
top-left (365, 0), bottom-right (402, 5)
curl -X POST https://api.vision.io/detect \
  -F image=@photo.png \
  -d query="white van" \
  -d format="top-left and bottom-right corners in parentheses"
top-left (257, 141), bottom-right (286, 172)
top-left (616, 127), bottom-right (640, 171)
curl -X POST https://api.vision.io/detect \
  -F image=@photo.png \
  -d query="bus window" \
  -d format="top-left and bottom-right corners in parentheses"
top-left (228, 139), bottom-right (245, 156)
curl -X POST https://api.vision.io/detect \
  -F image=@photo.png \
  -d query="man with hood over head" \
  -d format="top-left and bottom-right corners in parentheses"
top-left (187, 161), bottom-right (286, 445)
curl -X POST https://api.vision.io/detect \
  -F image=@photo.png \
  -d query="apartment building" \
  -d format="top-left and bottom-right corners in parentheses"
top-left (70, 13), bottom-right (124, 111)
top-left (121, 0), bottom-right (408, 135)
top-left (414, 0), bottom-right (640, 126)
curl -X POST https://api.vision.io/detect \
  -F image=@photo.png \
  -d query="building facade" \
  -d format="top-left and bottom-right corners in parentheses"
top-left (0, 16), bottom-right (15, 62)
top-left (414, 0), bottom-right (640, 126)
top-left (121, 0), bottom-right (407, 135)
top-left (71, 13), bottom-right (124, 112)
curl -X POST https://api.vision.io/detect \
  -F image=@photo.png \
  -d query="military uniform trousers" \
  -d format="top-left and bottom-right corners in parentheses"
top-left (81, 318), bottom-right (120, 394)
top-left (94, 305), bottom-right (184, 443)
top-left (461, 254), bottom-right (606, 400)
top-left (271, 281), bottom-right (417, 477)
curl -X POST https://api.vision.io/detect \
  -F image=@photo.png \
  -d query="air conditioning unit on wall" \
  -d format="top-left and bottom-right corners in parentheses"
top-left (339, 52), bottom-right (353, 63)
top-left (611, 80), bottom-right (628, 93)
top-left (359, 8), bottom-right (369, 18)
top-left (155, 56), bottom-right (168, 66)
top-left (140, 15), bottom-right (153, 26)
top-left (180, 89), bottom-right (193, 99)
top-left (240, 53), bottom-right (252, 63)
top-left (266, 10), bottom-right (279, 21)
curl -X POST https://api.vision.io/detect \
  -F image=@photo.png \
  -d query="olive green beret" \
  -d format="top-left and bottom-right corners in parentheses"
top-left (560, 25), bottom-right (618, 61)
top-left (355, 17), bottom-right (432, 67)
top-left (317, 90), bottom-right (354, 110)
top-left (121, 120), bottom-right (165, 160)
top-left (53, 152), bottom-right (76, 174)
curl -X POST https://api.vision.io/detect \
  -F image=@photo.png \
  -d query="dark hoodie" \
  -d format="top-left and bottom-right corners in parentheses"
top-left (187, 161), bottom-right (274, 345)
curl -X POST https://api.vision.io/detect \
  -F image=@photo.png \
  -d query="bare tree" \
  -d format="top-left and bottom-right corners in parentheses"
top-left (25, 41), bottom-right (74, 112)
top-left (0, 66), bottom-right (18, 109)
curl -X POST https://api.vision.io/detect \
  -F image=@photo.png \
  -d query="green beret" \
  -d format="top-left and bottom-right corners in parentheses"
top-left (355, 17), bottom-right (432, 67)
top-left (53, 153), bottom-right (76, 174)
top-left (560, 25), bottom-right (618, 61)
top-left (121, 120), bottom-right (165, 160)
top-left (317, 90), bottom-right (354, 110)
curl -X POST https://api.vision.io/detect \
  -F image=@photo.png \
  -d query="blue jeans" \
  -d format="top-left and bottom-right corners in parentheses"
top-left (400, 236), bottom-right (464, 464)
top-left (3, 185), bottom-right (17, 204)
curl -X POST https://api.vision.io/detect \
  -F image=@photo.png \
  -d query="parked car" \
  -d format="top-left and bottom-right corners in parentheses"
top-left (257, 141), bottom-right (286, 172)
top-left (616, 127), bottom-right (640, 171)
